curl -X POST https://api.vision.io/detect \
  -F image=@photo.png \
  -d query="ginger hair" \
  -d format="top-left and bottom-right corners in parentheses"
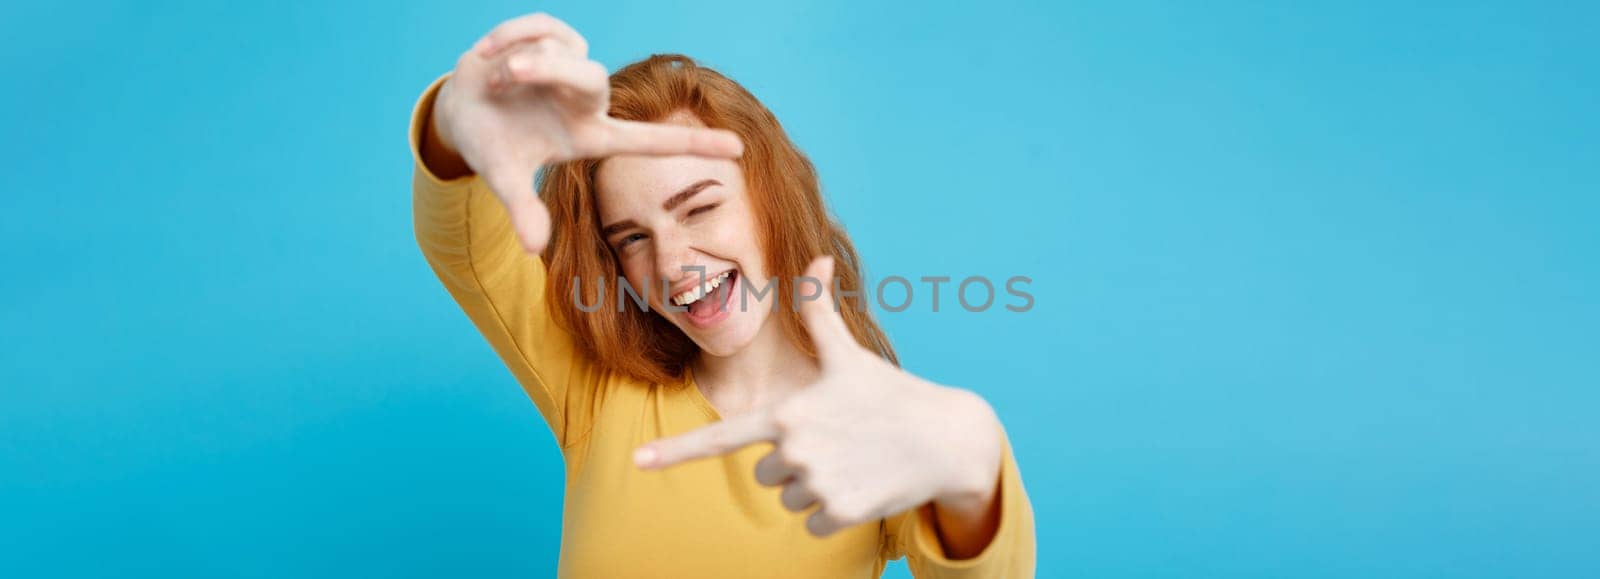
top-left (539, 54), bottom-right (896, 384)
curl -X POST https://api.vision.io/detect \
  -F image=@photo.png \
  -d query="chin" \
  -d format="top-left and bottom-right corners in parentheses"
top-left (672, 317), bottom-right (755, 356)
top-left (693, 338), bottom-right (747, 358)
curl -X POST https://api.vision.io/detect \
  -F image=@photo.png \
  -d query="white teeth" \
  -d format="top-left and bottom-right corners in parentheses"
top-left (671, 270), bottom-right (733, 306)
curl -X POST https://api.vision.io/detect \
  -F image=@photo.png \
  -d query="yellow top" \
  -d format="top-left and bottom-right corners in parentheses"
top-left (409, 74), bottom-right (1036, 578)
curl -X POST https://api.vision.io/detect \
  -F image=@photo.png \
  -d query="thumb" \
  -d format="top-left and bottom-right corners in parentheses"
top-left (485, 169), bottom-right (551, 254)
top-left (635, 410), bottom-right (779, 470)
top-left (798, 256), bottom-right (857, 363)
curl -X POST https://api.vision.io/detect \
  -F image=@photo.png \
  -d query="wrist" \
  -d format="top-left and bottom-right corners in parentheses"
top-left (430, 78), bottom-right (461, 154)
top-left (930, 387), bottom-right (1003, 515)
top-left (420, 77), bottom-right (474, 179)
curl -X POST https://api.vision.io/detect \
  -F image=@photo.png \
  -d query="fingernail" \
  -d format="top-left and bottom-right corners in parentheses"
top-left (633, 446), bottom-right (657, 468)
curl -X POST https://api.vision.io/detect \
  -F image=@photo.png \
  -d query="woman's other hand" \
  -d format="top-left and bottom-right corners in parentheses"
top-left (634, 258), bottom-right (1006, 548)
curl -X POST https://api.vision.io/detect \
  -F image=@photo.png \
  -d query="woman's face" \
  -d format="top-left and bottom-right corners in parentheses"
top-left (595, 114), bottom-right (775, 357)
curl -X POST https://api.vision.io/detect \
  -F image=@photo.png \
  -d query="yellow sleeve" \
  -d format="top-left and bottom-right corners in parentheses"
top-left (409, 73), bottom-right (609, 450)
top-left (883, 430), bottom-right (1037, 578)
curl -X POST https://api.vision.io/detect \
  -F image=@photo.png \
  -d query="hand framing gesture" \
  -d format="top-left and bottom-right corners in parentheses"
top-left (428, 13), bottom-right (744, 253)
top-left (635, 258), bottom-right (1006, 537)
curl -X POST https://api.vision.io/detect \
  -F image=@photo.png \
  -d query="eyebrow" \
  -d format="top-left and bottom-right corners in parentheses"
top-left (600, 179), bottom-right (722, 240)
top-left (662, 179), bottom-right (721, 211)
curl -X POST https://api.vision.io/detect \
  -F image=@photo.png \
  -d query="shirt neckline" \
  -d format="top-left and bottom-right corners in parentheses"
top-left (683, 365), bottom-right (723, 421)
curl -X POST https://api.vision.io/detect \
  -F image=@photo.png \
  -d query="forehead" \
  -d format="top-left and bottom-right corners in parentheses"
top-left (594, 124), bottom-right (744, 221)
top-left (597, 154), bottom-right (738, 201)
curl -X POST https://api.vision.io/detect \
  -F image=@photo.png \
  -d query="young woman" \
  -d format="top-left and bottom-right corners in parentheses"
top-left (410, 13), bottom-right (1035, 578)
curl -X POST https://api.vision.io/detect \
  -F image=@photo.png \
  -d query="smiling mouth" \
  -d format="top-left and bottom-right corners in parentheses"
top-left (670, 269), bottom-right (734, 306)
top-left (675, 269), bottom-right (739, 325)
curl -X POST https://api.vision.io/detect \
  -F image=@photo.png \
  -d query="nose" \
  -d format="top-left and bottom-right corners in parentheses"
top-left (652, 229), bottom-right (694, 288)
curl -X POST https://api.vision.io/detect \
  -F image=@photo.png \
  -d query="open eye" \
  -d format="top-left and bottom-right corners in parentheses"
top-left (687, 203), bottom-right (720, 218)
top-left (616, 232), bottom-right (648, 249)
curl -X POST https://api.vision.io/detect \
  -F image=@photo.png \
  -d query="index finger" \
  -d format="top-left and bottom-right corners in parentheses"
top-left (605, 120), bottom-right (745, 159)
top-left (635, 410), bottom-right (778, 470)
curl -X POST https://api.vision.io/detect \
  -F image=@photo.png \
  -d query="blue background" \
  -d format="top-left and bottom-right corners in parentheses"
top-left (3, 1), bottom-right (1597, 577)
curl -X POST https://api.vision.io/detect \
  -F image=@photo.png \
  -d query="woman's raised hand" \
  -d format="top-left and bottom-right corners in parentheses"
top-left (428, 13), bottom-right (744, 254)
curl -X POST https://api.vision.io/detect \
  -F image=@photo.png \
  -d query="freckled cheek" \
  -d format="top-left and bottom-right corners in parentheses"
top-left (704, 226), bottom-right (742, 252)
top-left (618, 260), bottom-right (656, 305)
top-left (710, 209), bottom-right (764, 268)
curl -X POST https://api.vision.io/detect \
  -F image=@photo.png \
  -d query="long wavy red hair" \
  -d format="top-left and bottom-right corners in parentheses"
top-left (538, 54), bottom-right (896, 385)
